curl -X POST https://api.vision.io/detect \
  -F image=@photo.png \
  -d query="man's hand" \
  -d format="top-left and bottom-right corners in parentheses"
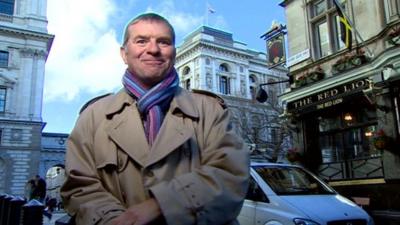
top-left (111, 198), bottom-right (162, 225)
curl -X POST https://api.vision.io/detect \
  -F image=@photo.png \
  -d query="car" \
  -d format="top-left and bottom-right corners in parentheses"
top-left (238, 161), bottom-right (374, 225)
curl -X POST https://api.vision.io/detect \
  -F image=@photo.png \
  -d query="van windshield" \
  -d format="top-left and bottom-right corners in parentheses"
top-left (254, 166), bottom-right (336, 195)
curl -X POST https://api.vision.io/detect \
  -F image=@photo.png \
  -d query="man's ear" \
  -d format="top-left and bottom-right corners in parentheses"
top-left (120, 47), bottom-right (128, 64)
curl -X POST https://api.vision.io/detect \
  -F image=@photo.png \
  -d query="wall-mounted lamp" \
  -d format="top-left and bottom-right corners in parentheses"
top-left (364, 130), bottom-right (373, 137)
top-left (344, 113), bottom-right (353, 121)
top-left (255, 80), bottom-right (290, 103)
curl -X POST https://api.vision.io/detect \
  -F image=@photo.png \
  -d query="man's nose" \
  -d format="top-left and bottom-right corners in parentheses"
top-left (146, 40), bottom-right (160, 54)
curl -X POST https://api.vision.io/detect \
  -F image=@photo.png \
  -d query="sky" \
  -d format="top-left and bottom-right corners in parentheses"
top-left (42, 0), bottom-right (286, 134)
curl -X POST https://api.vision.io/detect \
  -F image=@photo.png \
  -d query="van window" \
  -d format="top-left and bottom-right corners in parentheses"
top-left (253, 166), bottom-right (335, 195)
top-left (246, 177), bottom-right (269, 203)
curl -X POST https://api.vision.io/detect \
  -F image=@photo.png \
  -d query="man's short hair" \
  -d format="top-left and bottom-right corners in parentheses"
top-left (121, 12), bottom-right (176, 47)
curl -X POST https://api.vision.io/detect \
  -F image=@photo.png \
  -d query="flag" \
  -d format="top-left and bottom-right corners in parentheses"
top-left (207, 4), bottom-right (216, 14)
top-left (334, 0), bottom-right (352, 50)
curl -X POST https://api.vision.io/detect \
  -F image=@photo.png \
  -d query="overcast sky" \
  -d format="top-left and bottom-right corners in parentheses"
top-left (42, 0), bottom-right (286, 133)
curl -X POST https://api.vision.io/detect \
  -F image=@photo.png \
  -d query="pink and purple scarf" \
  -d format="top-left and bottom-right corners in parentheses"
top-left (122, 69), bottom-right (179, 145)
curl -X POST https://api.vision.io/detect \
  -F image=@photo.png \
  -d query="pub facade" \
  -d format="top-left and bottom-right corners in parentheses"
top-left (280, 0), bottom-right (400, 214)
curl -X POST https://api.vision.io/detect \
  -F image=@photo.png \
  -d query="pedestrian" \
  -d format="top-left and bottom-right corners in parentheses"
top-left (24, 179), bottom-right (36, 201)
top-left (60, 12), bottom-right (249, 225)
top-left (43, 197), bottom-right (57, 220)
top-left (32, 175), bottom-right (46, 203)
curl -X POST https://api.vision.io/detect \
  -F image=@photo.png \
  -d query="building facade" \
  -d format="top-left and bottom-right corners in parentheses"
top-left (280, 0), bottom-right (400, 213)
top-left (175, 26), bottom-right (291, 156)
top-left (0, 0), bottom-right (53, 195)
top-left (41, 132), bottom-right (67, 204)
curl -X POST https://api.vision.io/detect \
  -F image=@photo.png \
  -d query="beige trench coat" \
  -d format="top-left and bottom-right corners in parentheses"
top-left (60, 87), bottom-right (249, 225)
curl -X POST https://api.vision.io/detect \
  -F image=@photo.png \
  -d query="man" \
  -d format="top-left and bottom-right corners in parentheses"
top-left (60, 13), bottom-right (249, 225)
top-left (33, 175), bottom-right (46, 203)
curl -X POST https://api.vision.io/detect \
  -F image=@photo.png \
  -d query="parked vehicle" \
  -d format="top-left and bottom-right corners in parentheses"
top-left (238, 162), bottom-right (374, 225)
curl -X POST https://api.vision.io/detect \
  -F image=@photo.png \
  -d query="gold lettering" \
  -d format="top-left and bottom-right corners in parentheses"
top-left (294, 97), bottom-right (313, 108)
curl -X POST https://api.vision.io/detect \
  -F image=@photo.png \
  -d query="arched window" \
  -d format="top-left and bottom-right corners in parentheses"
top-left (219, 63), bottom-right (229, 72)
top-left (206, 58), bottom-right (211, 65)
top-left (182, 66), bottom-right (190, 76)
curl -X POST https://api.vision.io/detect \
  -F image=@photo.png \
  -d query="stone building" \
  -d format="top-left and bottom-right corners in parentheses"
top-left (0, 0), bottom-right (53, 195)
top-left (175, 26), bottom-right (291, 156)
top-left (280, 0), bottom-right (400, 216)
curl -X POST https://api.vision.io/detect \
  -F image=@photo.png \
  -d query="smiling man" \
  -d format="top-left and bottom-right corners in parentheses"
top-left (60, 13), bottom-right (249, 225)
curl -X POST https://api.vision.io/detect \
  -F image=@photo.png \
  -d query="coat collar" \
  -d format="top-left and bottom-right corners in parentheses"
top-left (170, 88), bottom-right (199, 119)
top-left (105, 87), bottom-right (199, 167)
top-left (105, 88), bottom-right (199, 120)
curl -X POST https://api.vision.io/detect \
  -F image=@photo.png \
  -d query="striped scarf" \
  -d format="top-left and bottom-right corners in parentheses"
top-left (122, 69), bottom-right (179, 145)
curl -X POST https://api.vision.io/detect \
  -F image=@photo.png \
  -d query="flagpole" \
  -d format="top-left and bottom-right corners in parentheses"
top-left (333, 0), bottom-right (374, 57)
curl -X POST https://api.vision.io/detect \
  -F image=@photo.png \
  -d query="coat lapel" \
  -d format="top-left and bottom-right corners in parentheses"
top-left (106, 105), bottom-right (150, 167)
top-left (147, 112), bottom-right (194, 166)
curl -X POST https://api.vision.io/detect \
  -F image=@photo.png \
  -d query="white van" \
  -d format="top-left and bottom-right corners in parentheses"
top-left (238, 162), bottom-right (374, 225)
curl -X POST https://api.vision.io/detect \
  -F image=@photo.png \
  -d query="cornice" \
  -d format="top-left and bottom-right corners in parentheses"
top-left (280, 47), bottom-right (400, 103)
top-left (177, 39), bottom-right (253, 60)
top-left (0, 25), bottom-right (54, 40)
top-left (20, 48), bottom-right (49, 59)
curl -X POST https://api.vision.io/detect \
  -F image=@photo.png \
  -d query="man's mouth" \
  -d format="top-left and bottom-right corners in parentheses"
top-left (142, 59), bottom-right (164, 66)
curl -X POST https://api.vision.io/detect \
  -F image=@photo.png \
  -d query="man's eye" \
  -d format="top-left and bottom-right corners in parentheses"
top-left (158, 40), bottom-right (171, 46)
top-left (136, 39), bottom-right (147, 44)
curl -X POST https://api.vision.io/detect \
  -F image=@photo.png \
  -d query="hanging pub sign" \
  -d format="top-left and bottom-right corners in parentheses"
top-left (261, 23), bottom-right (287, 68)
top-left (287, 78), bottom-right (371, 113)
top-left (268, 34), bottom-right (285, 67)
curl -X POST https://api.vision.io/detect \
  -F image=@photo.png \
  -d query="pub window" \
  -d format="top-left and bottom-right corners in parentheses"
top-left (318, 103), bottom-right (378, 163)
top-left (219, 76), bottom-right (230, 95)
top-left (310, 0), bottom-right (347, 59)
top-left (0, 51), bottom-right (9, 68)
top-left (0, 0), bottom-right (14, 15)
top-left (0, 88), bottom-right (6, 112)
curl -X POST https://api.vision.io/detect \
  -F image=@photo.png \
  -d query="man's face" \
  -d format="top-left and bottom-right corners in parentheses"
top-left (120, 20), bottom-right (176, 89)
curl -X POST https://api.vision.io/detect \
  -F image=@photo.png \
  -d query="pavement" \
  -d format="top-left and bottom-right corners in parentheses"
top-left (43, 210), bottom-right (68, 225)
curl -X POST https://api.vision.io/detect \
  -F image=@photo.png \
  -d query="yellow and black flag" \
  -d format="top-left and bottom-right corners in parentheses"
top-left (334, 0), bottom-right (352, 50)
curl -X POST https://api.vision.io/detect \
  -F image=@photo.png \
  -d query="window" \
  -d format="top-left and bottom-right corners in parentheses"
top-left (318, 101), bottom-right (378, 163)
top-left (246, 177), bottom-right (269, 202)
top-left (182, 66), bottom-right (190, 76)
top-left (0, 0), bottom-right (14, 15)
top-left (0, 51), bottom-right (9, 68)
top-left (219, 76), bottom-right (230, 94)
top-left (0, 88), bottom-right (5, 112)
top-left (310, 0), bottom-right (347, 59)
top-left (249, 75), bottom-right (257, 99)
top-left (267, 78), bottom-right (278, 105)
top-left (185, 79), bottom-right (191, 90)
top-left (271, 128), bottom-right (279, 144)
top-left (219, 64), bottom-right (229, 72)
top-left (205, 58), bottom-right (211, 65)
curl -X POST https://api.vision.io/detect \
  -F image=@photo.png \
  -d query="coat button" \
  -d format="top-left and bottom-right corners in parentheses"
top-left (145, 170), bottom-right (154, 177)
